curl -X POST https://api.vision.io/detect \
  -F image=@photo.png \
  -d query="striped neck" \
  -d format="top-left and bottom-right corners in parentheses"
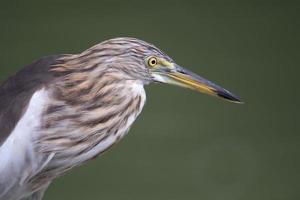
top-left (36, 78), bottom-right (146, 176)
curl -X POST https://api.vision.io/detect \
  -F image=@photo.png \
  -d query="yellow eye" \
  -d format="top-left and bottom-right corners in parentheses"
top-left (148, 57), bottom-right (158, 67)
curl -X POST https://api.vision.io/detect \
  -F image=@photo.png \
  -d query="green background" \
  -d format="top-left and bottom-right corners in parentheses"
top-left (0, 1), bottom-right (299, 199)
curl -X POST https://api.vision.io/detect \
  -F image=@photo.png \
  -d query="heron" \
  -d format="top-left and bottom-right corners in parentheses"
top-left (0, 37), bottom-right (241, 200)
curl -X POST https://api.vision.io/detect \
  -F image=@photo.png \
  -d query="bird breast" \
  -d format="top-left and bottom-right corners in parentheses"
top-left (33, 80), bottom-right (146, 179)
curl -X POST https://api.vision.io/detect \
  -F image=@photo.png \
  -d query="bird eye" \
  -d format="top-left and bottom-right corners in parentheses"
top-left (148, 57), bottom-right (158, 67)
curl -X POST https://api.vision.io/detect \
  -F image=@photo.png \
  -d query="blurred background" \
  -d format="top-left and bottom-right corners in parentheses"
top-left (0, 1), bottom-right (299, 200)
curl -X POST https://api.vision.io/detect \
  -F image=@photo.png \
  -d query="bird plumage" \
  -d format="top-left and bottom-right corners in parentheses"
top-left (0, 89), bottom-right (51, 200)
top-left (0, 37), bottom-right (241, 200)
top-left (0, 55), bottom-right (63, 146)
top-left (0, 38), bottom-right (159, 200)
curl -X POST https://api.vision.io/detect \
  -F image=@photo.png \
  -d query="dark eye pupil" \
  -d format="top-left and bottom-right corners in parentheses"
top-left (151, 60), bottom-right (156, 65)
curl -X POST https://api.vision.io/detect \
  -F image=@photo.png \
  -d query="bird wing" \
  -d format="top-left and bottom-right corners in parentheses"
top-left (0, 55), bottom-right (63, 146)
top-left (0, 88), bottom-right (52, 200)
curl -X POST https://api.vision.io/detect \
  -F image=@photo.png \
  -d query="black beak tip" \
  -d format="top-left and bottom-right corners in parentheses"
top-left (217, 90), bottom-right (243, 104)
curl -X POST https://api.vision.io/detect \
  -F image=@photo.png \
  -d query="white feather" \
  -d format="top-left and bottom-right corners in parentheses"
top-left (0, 89), bottom-right (49, 200)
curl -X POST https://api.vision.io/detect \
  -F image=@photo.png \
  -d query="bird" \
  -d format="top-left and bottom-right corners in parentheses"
top-left (0, 37), bottom-right (241, 200)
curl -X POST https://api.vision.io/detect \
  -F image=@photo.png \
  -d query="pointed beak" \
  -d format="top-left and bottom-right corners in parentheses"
top-left (154, 64), bottom-right (242, 103)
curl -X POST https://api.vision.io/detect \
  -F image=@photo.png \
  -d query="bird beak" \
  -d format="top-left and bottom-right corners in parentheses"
top-left (155, 64), bottom-right (242, 103)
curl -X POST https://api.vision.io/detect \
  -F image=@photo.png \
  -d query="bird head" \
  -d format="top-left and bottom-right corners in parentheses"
top-left (98, 37), bottom-right (241, 103)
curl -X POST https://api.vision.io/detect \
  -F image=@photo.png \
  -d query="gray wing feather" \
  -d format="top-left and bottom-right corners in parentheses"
top-left (0, 55), bottom-right (64, 146)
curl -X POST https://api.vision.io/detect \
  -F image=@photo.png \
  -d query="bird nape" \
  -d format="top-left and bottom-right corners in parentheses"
top-left (0, 37), bottom-right (241, 200)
